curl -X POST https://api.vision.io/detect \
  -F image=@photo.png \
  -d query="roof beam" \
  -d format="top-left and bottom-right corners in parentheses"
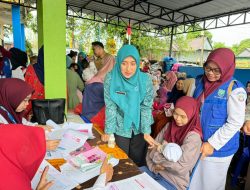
top-left (67, 4), bottom-right (166, 31)
top-left (109, 0), bottom-right (142, 20)
top-left (83, 0), bottom-right (180, 25)
top-left (81, 0), bottom-right (93, 9)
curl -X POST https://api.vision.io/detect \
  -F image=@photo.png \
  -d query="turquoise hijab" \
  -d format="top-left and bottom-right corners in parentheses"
top-left (78, 51), bottom-right (87, 63)
top-left (110, 45), bottom-right (147, 131)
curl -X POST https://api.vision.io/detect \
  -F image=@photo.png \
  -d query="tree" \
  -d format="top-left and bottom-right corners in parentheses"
top-left (231, 44), bottom-right (239, 55)
top-left (213, 42), bottom-right (227, 49)
top-left (237, 39), bottom-right (250, 55)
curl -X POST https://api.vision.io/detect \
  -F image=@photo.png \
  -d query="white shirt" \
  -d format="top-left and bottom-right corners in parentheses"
top-left (0, 114), bottom-right (37, 126)
top-left (82, 61), bottom-right (98, 82)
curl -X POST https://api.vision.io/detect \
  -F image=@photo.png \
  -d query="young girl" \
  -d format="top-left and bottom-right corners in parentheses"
top-left (141, 96), bottom-right (202, 190)
top-left (0, 78), bottom-right (60, 151)
top-left (101, 45), bottom-right (157, 166)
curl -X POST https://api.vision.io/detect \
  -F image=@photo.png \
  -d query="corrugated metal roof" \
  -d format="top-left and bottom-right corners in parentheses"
top-left (1, 0), bottom-right (250, 34)
top-left (65, 0), bottom-right (250, 33)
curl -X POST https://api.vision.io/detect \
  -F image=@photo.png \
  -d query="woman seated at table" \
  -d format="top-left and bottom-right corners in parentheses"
top-left (101, 45), bottom-right (157, 166)
top-left (141, 96), bottom-right (202, 190)
top-left (0, 125), bottom-right (114, 190)
top-left (0, 78), bottom-right (60, 151)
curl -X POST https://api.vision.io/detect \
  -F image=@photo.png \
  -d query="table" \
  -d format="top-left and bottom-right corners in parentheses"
top-left (66, 113), bottom-right (141, 189)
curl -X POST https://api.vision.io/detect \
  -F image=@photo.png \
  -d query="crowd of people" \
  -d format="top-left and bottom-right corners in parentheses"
top-left (0, 42), bottom-right (250, 190)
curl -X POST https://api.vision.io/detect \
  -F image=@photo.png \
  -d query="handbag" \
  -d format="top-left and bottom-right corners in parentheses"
top-left (32, 98), bottom-right (65, 124)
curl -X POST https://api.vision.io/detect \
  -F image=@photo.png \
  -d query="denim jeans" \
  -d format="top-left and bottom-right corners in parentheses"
top-left (139, 166), bottom-right (177, 190)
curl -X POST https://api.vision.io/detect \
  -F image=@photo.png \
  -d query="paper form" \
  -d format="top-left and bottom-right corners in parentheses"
top-left (31, 160), bottom-right (78, 190)
top-left (105, 172), bottom-right (166, 190)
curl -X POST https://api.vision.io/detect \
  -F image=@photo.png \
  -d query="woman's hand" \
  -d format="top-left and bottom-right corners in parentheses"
top-left (36, 166), bottom-right (54, 190)
top-left (46, 140), bottom-right (60, 151)
top-left (101, 134), bottom-right (110, 142)
top-left (201, 142), bottom-right (214, 159)
top-left (100, 158), bottom-right (114, 184)
top-left (144, 134), bottom-right (159, 149)
top-left (243, 120), bottom-right (250, 135)
top-left (154, 164), bottom-right (165, 173)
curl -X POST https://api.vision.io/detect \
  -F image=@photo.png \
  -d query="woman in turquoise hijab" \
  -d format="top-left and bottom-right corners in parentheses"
top-left (102, 45), bottom-right (157, 166)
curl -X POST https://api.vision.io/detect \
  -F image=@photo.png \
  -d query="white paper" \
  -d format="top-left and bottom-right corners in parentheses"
top-left (63, 122), bottom-right (94, 139)
top-left (105, 173), bottom-right (166, 190)
top-left (46, 129), bottom-right (88, 159)
top-left (31, 160), bottom-right (78, 190)
top-left (47, 122), bottom-right (94, 140)
top-left (60, 162), bottom-right (101, 184)
top-left (58, 129), bottom-right (88, 153)
top-left (47, 128), bottom-right (65, 140)
top-left (60, 148), bottom-right (119, 184)
top-left (46, 119), bottom-right (62, 130)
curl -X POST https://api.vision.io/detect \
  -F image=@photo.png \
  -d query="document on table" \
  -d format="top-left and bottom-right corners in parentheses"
top-left (60, 147), bottom-right (119, 184)
top-left (46, 129), bottom-right (88, 159)
top-left (31, 160), bottom-right (78, 190)
top-left (63, 122), bottom-right (94, 139)
top-left (47, 122), bottom-right (94, 140)
top-left (105, 172), bottom-right (166, 190)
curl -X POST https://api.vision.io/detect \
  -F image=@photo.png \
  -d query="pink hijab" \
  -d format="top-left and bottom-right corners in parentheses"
top-left (164, 96), bottom-right (202, 145)
top-left (163, 71), bottom-right (177, 91)
top-left (203, 48), bottom-right (235, 98)
top-left (87, 54), bottom-right (115, 84)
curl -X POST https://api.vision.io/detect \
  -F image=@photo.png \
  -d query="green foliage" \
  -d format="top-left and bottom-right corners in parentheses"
top-left (186, 30), bottom-right (213, 43)
top-left (25, 39), bottom-right (33, 56)
top-left (24, 11), bottom-right (37, 33)
top-left (236, 39), bottom-right (250, 55)
top-left (3, 25), bottom-right (12, 38)
top-left (213, 42), bottom-right (227, 49)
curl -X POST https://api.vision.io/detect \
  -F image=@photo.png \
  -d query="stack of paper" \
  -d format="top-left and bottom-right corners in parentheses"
top-left (31, 160), bottom-right (78, 190)
top-left (47, 122), bottom-right (94, 140)
top-left (46, 129), bottom-right (88, 159)
top-left (60, 147), bottom-right (119, 184)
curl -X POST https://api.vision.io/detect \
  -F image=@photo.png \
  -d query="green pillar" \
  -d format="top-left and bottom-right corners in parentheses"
top-left (38, 0), bottom-right (66, 99)
top-left (37, 0), bottom-right (43, 49)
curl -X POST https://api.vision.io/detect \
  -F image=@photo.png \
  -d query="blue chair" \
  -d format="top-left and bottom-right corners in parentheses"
top-left (186, 154), bottom-right (201, 190)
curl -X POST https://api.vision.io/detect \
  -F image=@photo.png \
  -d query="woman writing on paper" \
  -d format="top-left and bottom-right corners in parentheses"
top-left (0, 78), bottom-right (60, 151)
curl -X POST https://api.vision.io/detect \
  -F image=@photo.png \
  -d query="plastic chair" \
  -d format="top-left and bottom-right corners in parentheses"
top-left (186, 154), bottom-right (201, 190)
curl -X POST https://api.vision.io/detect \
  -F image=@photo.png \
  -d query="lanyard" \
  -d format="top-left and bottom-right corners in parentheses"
top-left (0, 106), bottom-right (17, 124)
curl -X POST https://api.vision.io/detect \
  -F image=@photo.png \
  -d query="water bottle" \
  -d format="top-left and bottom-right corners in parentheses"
top-left (108, 134), bottom-right (116, 148)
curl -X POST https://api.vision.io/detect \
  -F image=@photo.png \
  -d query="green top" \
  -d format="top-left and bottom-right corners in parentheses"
top-left (104, 72), bottom-right (154, 138)
top-left (66, 69), bottom-right (84, 109)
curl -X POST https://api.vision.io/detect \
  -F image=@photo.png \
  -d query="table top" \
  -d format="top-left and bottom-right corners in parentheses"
top-left (65, 113), bottom-right (141, 189)
top-left (75, 125), bottom-right (141, 189)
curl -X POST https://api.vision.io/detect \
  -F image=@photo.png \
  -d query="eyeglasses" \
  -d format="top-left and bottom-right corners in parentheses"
top-left (204, 66), bottom-right (221, 75)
